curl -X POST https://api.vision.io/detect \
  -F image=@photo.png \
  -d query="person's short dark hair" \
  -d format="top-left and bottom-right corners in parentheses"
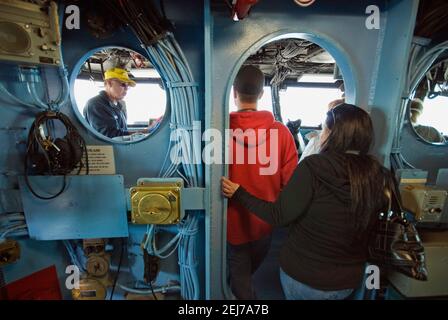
top-left (233, 65), bottom-right (264, 103)
top-left (410, 98), bottom-right (423, 114)
top-left (410, 98), bottom-right (424, 124)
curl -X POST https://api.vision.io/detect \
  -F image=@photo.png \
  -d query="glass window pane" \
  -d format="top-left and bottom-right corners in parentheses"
top-left (280, 87), bottom-right (342, 126)
top-left (74, 80), bottom-right (166, 126)
top-left (124, 83), bottom-right (166, 125)
top-left (419, 97), bottom-right (448, 135)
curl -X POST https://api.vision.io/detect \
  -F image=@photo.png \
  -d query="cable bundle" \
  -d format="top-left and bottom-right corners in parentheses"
top-left (62, 240), bottom-right (86, 272)
top-left (425, 60), bottom-right (448, 99)
top-left (270, 41), bottom-right (303, 87)
top-left (101, 0), bottom-right (171, 46)
top-left (178, 214), bottom-right (199, 300)
top-left (141, 214), bottom-right (199, 300)
top-left (0, 66), bottom-right (69, 112)
top-left (270, 41), bottom-right (325, 87)
top-left (24, 111), bottom-right (89, 199)
top-left (102, 0), bottom-right (202, 186)
top-left (0, 213), bottom-right (28, 241)
top-left (100, 0), bottom-right (202, 300)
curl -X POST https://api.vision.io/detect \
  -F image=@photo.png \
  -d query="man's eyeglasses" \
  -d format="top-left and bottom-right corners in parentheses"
top-left (112, 80), bottom-right (129, 89)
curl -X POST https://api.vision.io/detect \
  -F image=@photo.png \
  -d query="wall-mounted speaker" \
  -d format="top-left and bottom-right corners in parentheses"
top-left (0, 21), bottom-right (31, 55)
top-left (0, 0), bottom-right (62, 66)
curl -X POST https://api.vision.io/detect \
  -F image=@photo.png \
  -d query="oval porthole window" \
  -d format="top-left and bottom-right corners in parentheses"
top-left (74, 47), bottom-right (167, 142)
top-left (409, 58), bottom-right (448, 145)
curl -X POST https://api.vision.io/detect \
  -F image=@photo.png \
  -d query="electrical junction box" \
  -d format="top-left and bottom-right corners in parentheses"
top-left (400, 184), bottom-right (447, 222)
top-left (130, 178), bottom-right (184, 225)
top-left (0, 0), bottom-right (62, 66)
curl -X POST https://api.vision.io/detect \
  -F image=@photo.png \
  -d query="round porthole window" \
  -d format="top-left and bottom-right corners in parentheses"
top-left (73, 47), bottom-right (167, 142)
top-left (409, 58), bottom-right (448, 145)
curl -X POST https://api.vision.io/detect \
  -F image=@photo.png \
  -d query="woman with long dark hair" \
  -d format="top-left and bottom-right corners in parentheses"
top-left (222, 103), bottom-right (394, 300)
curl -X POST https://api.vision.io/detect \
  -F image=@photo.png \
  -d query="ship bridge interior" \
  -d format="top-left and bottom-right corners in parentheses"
top-left (0, 0), bottom-right (447, 301)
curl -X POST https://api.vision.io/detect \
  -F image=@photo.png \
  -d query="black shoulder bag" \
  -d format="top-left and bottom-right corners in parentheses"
top-left (368, 183), bottom-right (428, 281)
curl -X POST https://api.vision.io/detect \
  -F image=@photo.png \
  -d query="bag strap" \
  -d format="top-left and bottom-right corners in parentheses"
top-left (383, 173), bottom-right (404, 216)
top-left (390, 180), bottom-right (404, 212)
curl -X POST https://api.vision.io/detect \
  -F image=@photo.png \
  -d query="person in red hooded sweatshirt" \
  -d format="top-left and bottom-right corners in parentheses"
top-left (227, 65), bottom-right (298, 299)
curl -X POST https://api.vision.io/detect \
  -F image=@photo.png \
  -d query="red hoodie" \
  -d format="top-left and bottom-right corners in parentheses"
top-left (228, 110), bottom-right (298, 245)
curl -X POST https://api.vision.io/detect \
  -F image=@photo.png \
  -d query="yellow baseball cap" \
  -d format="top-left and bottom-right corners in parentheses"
top-left (104, 68), bottom-right (136, 87)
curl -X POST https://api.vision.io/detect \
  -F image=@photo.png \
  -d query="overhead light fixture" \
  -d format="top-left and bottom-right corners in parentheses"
top-left (294, 0), bottom-right (316, 7)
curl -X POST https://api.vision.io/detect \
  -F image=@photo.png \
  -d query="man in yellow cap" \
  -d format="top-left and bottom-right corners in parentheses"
top-left (83, 68), bottom-right (137, 138)
top-left (409, 98), bottom-right (445, 143)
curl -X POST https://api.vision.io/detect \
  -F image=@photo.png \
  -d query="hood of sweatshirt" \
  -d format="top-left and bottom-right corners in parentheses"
top-left (230, 110), bottom-right (276, 147)
top-left (302, 152), bottom-right (351, 204)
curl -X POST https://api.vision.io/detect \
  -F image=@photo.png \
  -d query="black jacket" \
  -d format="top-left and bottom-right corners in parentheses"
top-left (233, 152), bottom-right (386, 290)
top-left (83, 91), bottom-right (129, 138)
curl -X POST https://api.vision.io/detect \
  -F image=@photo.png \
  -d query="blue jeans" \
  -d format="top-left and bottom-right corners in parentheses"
top-left (279, 268), bottom-right (354, 300)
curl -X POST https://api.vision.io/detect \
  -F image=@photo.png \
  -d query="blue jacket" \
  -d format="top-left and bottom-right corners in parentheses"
top-left (83, 91), bottom-right (129, 138)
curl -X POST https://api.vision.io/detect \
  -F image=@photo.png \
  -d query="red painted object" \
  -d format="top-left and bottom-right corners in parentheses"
top-left (232, 0), bottom-right (260, 20)
top-left (2, 265), bottom-right (62, 300)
